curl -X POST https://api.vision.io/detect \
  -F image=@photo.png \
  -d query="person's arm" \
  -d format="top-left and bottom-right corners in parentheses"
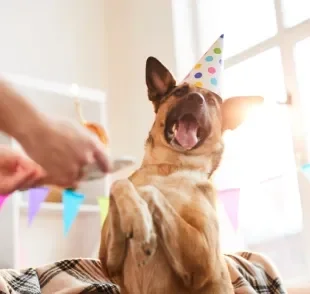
top-left (0, 78), bottom-right (45, 141)
top-left (0, 78), bottom-right (110, 187)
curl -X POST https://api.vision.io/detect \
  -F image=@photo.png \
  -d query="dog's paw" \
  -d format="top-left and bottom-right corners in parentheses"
top-left (110, 179), bottom-right (158, 262)
top-left (120, 197), bottom-right (153, 241)
top-left (132, 231), bottom-right (157, 267)
top-left (123, 200), bottom-right (157, 266)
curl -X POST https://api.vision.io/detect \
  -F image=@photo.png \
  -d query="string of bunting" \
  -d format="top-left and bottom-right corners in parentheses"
top-left (1, 163), bottom-right (310, 235)
top-left (0, 188), bottom-right (110, 236)
top-left (217, 163), bottom-right (310, 232)
top-left (0, 186), bottom-right (248, 235)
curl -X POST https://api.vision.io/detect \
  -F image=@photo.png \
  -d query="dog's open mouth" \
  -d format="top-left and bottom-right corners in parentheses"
top-left (166, 113), bottom-right (205, 150)
top-left (173, 114), bottom-right (201, 149)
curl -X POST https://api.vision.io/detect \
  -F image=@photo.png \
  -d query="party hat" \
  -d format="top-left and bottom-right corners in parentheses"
top-left (182, 34), bottom-right (224, 95)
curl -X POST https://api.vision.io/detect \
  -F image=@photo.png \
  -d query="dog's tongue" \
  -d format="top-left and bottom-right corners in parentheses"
top-left (175, 118), bottom-right (199, 150)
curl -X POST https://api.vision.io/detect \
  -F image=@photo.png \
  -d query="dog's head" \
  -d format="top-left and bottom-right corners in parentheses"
top-left (145, 57), bottom-right (263, 172)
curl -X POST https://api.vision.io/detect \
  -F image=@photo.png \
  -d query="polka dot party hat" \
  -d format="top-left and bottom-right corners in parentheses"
top-left (182, 34), bottom-right (224, 95)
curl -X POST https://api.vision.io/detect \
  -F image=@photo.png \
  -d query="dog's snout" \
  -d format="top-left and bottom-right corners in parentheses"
top-left (187, 93), bottom-right (204, 105)
top-left (171, 91), bottom-right (206, 119)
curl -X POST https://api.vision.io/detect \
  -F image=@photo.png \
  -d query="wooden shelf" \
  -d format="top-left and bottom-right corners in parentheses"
top-left (19, 201), bottom-right (100, 213)
top-left (1, 72), bottom-right (106, 103)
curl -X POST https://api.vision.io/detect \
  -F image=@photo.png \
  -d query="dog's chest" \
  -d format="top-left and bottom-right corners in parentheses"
top-left (151, 170), bottom-right (208, 203)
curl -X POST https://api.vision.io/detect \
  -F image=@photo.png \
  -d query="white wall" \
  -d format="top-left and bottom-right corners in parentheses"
top-left (102, 0), bottom-right (178, 179)
top-left (0, 0), bottom-right (106, 89)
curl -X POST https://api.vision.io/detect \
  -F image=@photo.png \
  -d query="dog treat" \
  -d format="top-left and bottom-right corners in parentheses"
top-left (82, 156), bottom-right (136, 181)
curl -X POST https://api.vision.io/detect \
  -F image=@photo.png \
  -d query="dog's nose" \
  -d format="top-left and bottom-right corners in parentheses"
top-left (187, 92), bottom-right (204, 105)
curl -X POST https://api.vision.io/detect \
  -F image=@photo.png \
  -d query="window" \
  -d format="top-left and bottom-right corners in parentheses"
top-left (172, 0), bottom-right (310, 286)
top-left (295, 37), bottom-right (310, 158)
top-left (282, 0), bottom-right (310, 27)
top-left (197, 0), bottom-right (278, 58)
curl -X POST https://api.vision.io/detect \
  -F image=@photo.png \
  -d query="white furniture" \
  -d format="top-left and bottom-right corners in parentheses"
top-left (0, 74), bottom-right (109, 269)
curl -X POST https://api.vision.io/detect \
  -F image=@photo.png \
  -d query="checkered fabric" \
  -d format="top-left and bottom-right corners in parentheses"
top-left (0, 258), bottom-right (119, 294)
top-left (225, 251), bottom-right (287, 294)
top-left (0, 252), bottom-right (286, 293)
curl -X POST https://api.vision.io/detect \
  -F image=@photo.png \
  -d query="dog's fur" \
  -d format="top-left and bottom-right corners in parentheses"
top-left (99, 56), bottom-right (263, 293)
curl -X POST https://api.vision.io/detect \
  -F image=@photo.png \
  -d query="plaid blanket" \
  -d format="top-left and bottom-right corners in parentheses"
top-left (0, 252), bottom-right (287, 293)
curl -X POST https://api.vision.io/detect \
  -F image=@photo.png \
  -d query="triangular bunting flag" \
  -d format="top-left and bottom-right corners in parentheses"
top-left (62, 189), bottom-right (85, 236)
top-left (218, 200), bottom-right (244, 252)
top-left (28, 187), bottom-right (49, 225)
top-left (301, 164), bottom-right (310, 179)
top-left (98, 196), bottom-right (109, 224)
top-left (0, 195), bottom-right (9, 210)
top-left (218, 188), bottom-right (240, 231)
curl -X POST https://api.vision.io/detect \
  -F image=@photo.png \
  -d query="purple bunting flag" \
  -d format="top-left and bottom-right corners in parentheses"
top-left (218, 188), bottom-right (240, 231)
top-left (28, 187), bottom-right (49, 225)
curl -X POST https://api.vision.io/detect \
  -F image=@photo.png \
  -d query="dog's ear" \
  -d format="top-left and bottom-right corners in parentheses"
top-left (221, 96), bottom-right (264, 131)
top-left (146, 57), bottom-right (176, 111)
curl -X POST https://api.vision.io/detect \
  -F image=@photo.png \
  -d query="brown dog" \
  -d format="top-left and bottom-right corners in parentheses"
top-left (99, 56), bottom-right (263, 294)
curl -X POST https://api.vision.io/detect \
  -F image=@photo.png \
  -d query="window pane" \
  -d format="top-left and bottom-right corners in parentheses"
top-left (223, 47), bottom-right (287, 103)
top-left (215, 47), bottom-right (305, 282)
top-left (196, 0), bottom-right (278, 58)
top-left (282, 0), bottom-right (310, 28)
top-left (171, 0), bottom-right (196, 80)
top-left (295, 37), bottom-right (310, 159)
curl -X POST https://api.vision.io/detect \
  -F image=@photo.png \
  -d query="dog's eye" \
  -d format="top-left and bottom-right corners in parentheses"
top-left (207, 96), bottom-right (216, 106)
top-left (174, 86), bottom-right (189, 97)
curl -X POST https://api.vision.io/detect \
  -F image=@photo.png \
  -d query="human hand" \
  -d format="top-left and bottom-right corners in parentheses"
top-left (18, 117), bottom-right (111, 188)
top-left (0, 146), bottom-right (45, 195)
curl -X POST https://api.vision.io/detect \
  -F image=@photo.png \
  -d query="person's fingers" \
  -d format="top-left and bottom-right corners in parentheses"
top-left (8, 159), bottom-right (47, 191)
top-left (17, 157), bottom-right (47, 178)
top-left (17, 170), bottom-right (46, 190)
top-left (35, 176), bottom-right (79, 191)
top-left (1, 169), bottom-right (35, 194)
top-left (63, 164), bottom-right (81, 186)
top-left (68, 181), bottom-right (79, 190)
top-left (93, 146), bottom-right (111, 173)
top-left (76, 167), bottom-right (85, 182)
top-left (14, 169), bottom-right (44, 191)
top-left (17, 180), bottom-right (41, 191)
top-left (77, 149), bottom-right (95, 166)
top-left (36, 176), bottom-right (68, 188)
top-left (35, 164), bottom-right (80, 188)
top-left (33, 175), bottom-right (52, 187)
top-left (1, 155), bottom-right (19, 171)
